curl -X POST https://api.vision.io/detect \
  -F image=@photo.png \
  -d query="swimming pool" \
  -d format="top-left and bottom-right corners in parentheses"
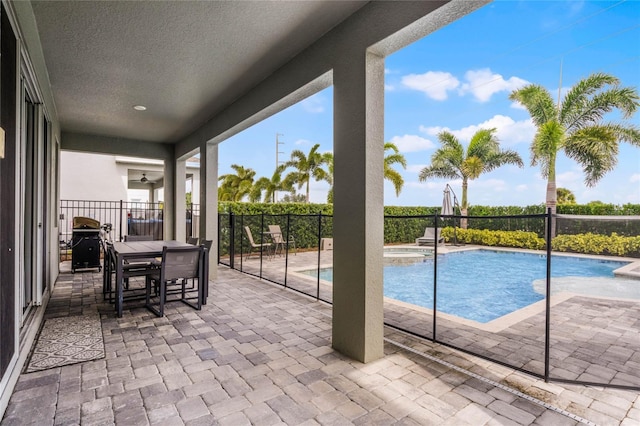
top-left (301, 249), bottom-right (632, 323)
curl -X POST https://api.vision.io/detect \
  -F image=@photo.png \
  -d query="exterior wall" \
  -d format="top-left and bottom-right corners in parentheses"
top-left (0, 1), bottom-right (62, 417)
top-left (59, 151), bottom-right (200, 204)
top-left (60, 151), bottom-right (128, 201)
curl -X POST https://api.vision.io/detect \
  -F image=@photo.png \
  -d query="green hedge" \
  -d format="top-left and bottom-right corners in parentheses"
top-left (218, 202), bottom-right (639, 257)
top-left (552, 232), bottom-right (640, 257)
top-left (441, 227), bottom-right (546, 250)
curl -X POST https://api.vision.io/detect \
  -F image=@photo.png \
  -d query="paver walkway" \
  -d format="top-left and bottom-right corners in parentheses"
top-left (2, 266), bottom-right (639, 425)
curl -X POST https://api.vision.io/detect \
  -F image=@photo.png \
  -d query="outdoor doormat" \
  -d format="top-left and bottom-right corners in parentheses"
top-left (25, 314), bottom-right (105, 373)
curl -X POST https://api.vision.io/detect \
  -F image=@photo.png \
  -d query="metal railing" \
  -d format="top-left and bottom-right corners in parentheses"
top-left (59, 200), bottom-right (199, 260)
top-left (220, 210), bottom-right (639, 391)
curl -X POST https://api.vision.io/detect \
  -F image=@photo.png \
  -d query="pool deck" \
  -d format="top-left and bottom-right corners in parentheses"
top-left (2, 248), bottom-right (639, 425)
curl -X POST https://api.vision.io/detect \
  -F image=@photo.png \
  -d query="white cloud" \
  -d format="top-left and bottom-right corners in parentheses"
top-left (418, 125), bottom-right (448, 137)
top-left (460, 68), bottom-right (529, 102)
top-left (516, 184), bottom-right (528, 192)
top-left (420, 115), bottom-right (535, 147)
top-left (294, 139), bottom-right (312, 146)
top-left (630, 174), bottom-right (640, 183)
top-left (510, 101), bottom-right (527, 110)
top-left (556, 171), bottom-right (582, 187)
top-left (407, 164), bottom-right (428, 173)
top-left (389, 134), bottom-right (434, 153)
top-left (401, 71), bottom-right (460, 101)
top-left (300, 94), bottom-right (325, 113)
top-left (385, 84), bottom-right (395, 92)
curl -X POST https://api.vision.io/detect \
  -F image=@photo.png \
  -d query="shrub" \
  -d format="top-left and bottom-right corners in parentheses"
top-left (440, 227), bottom-right (546, 250)
top-left (551, 233), bottom-right (640, 257)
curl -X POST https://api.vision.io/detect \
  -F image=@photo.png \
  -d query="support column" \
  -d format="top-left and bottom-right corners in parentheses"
top-left (332, 50), bottom-right (385, 363)
top-left (163, 159), bottom-right (175, 240)
top-left (200, 142), bottom-right (218, 280)
top-left (175, 159), bottom-right (187, 242)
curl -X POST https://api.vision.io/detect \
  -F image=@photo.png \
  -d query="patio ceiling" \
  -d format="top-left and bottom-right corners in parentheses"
top-left (30, 1), bottom-right (367, 144)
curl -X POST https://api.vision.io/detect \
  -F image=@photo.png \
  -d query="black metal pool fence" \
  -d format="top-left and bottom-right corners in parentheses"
top-left (219, 210), bottom-right (639, 391)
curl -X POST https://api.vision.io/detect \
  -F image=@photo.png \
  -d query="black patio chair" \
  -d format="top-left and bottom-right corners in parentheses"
top-left (145, 245), bottom-right (204, 317)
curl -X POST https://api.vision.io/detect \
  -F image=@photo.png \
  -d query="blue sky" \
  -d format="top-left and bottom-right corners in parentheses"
top-left (218, 0), bottom-right (640, 207)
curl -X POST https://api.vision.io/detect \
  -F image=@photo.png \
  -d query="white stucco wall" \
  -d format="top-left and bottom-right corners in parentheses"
top-left (60, 151), bottom-right (128, 201)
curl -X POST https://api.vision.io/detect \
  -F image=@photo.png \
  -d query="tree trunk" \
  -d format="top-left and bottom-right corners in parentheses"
top-left (460, 178), bottom-right (469, 229)
top-left (546, 178), bottom-right (557, 239)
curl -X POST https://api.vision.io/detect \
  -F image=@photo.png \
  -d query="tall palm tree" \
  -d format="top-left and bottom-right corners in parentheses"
top-left (509, 72), bottom-right (639, 222)
top-left (218, 164), bottom-right (256, 201)
top-left (419, 128), bottom-right (523, 226)
top-left (283, 144), bottom-right (332, 203)
top-left (249, 165), bottom-right (291, 203)
top-left (384, 142), bottom-right (407, 197)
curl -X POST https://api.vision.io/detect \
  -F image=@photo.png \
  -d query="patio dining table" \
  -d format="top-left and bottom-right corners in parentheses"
top-left (112, 240), bottom-right (193, 317)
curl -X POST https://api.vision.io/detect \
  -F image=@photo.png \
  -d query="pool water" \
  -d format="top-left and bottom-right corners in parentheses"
top-left (305, 250), bottom-right (630, 323)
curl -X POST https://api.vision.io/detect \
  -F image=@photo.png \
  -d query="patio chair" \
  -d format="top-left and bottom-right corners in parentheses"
top-left (123, 234), bottom-right (159, 266)
top-left (243, 226), bottom-right (272, 260)
top-left (145, 245), bottom-right (204, 317)
top-left (268, 224), bottom-right (296, 256)
top-left (187, 237), bottom-right (199, 245)
top-left (102, 241), bottom-right (158, 303)
top-left (415, 227), bottom-right (443, 246)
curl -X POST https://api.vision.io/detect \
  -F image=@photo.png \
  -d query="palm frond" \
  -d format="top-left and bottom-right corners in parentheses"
top-left (564, 126), bottom-right (618, 186)
top-left (560, 72), bottom-right (619, 122)
top-left (509, 84), bottom-right (556, 126)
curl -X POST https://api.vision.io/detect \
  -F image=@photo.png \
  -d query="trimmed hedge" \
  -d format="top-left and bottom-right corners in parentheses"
top-left (217, 202), bottom-right (640, 257)
top-left (552, 232), bottom-right (640, 257)
top-left (441, 227), bottom-right (546, 250)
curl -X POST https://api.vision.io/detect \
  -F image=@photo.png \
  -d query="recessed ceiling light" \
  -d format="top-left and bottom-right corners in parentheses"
top-left (133, 105), bottom-right (147, 111)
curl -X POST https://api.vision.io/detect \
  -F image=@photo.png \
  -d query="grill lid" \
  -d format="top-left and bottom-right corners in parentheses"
top-left (73, 216), bottom-right (100, 229)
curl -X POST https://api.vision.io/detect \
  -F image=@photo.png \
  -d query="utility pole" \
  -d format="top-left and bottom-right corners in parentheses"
top-left (275, 133), bottom-right (285, 202)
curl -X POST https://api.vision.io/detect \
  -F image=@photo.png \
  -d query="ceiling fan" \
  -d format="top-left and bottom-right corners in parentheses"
top-left (140, 173), bottom-right (149, 183)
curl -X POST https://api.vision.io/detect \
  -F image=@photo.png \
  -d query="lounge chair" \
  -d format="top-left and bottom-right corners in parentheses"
top-left (243, 226), bottom-right (273, 260)
top-left (416, 227), bottom-right (443, 246)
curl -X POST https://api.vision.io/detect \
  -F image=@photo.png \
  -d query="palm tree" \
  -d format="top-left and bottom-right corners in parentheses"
top-left (509, 72), bottom-right (639, 222)
top-left (418, 128), bottom-right (523, 226)
top-left (324, 143), bottom-right (406, 203)
top-left (384, 142), bottom-right (407, 197)
top-left (249, 165), bottom-right (291, 203)
top-left (218, 164), bottom-right (256, 201)
top-left (283, 144), bottom-right (332, 203)
top-left (557, 187), bottom-right (576, 204)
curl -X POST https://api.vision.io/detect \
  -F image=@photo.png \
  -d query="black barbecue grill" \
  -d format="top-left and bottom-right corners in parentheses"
top-left (71, 216), bottom-right (102, 273)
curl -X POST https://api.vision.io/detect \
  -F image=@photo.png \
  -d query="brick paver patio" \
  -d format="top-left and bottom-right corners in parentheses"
top-left (2, 261), bottom-right (639, 425)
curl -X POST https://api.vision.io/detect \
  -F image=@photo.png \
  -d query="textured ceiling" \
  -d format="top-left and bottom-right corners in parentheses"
top-left (31, 1), bottom-right (367, 143)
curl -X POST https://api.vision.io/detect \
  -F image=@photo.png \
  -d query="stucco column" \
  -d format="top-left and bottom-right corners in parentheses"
top-left (174, 159), bottom-right (187, 242)
top-left (332, 50), bottom-right (384, 363)
top-left (200, 142), bottom-right (218, 280)
top-left (163, 159), bottom-right (175, 240)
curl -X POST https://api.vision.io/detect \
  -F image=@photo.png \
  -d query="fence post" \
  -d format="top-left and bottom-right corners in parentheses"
top-left (433, 212), bottom-right (438, 342)
top-left (544, 207), bottom-right (552, 382)
top-left (229, 212), bottom-right (235, 269)
top-left (284, 213), bottom-right (290, 288)
top-left (119, 200), bottom-right (123, 242)
top-left (316, 212), bottom-right (322, 300)
top-left (259, 212), bottom-right (264, 278)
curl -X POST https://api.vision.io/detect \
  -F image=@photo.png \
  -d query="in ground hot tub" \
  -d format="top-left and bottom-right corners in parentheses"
top-left (383, 246), bottom-right (433, 264)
